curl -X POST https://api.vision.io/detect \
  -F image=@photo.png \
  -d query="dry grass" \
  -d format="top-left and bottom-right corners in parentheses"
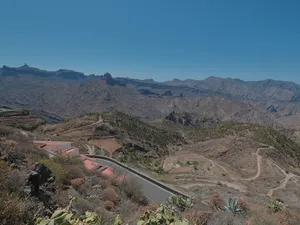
top-left (209, 193), bottom-right (225, 210)
top-left (117, 200), bottom-right (140, 223)
top-left (121, 178), bottom-right (149, 206)
top-left (104, 200), bottom-right (115, 211)
top-left (73, 197), bottom-right (95, 216)
top-left (67, 166), bottom-right (85, 179)
top-left (184, 211), bottom-right (212, 225)
top-left (102, 187), bottom-right (120, 204)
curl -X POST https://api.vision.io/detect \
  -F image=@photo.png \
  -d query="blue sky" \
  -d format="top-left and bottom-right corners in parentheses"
top-left (0, 0), bottom-right (300, 82)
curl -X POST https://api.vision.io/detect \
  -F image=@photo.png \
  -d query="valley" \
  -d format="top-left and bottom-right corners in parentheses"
top-left (2, 67), bottom-right (300, 224)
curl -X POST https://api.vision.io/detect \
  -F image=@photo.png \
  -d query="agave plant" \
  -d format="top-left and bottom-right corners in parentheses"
top-left (223, 198), bottom-right (242, 214)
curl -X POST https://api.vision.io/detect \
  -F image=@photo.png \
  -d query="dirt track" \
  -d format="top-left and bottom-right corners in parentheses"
top-left (54, 118), bottom-right (103, 136)
top-left (181, 145), bottom-right (300, 197)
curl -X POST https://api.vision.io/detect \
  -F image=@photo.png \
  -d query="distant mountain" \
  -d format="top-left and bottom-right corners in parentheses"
top-left (0, 64), bottom-right (87, 80)
top-left (164, 76), bottom-right (300, 102)
top-left (1, 64), bottom-right (300, 127)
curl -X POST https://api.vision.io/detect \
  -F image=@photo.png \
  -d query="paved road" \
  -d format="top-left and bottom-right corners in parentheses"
top-left (94, 158), bottom-right (177, 203)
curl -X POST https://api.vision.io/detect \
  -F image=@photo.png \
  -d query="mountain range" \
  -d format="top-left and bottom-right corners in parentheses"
top-left (1, 64), bottom-right (300, 128)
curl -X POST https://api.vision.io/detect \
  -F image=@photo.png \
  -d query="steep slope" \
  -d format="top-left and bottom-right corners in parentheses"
top-left (159, 96), bottom-right (280, 127)
top-left (2, 64), bottom-right (300, 128)
top-left (164, 76), bottom-right (300, 102)
top-left (0, 65), bottom-right (281, 128)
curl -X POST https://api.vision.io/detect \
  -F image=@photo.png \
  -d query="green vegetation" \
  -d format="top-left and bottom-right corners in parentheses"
top-left (101, 111), bottom-right (182, 147)
top-left (35, 204), bottom-right (190, 225)
top-left (34, 208), bottom-right (100, 225)
top-left (268, 199), bottom-right (285, 213)
top-left (223, 198), bottom-right (243, 214)
top-left (186, 161), bottom-right (199, 166)
top-left (166, 195), bottom-right (194, 212)
top-left (37, 158), bottom-right (68, 187)
top-left (137, 205), bottom-right (189, 225)
top-left (187, 121), bottom-right (300, 164)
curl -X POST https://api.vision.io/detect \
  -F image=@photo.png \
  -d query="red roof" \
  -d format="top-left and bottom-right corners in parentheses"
top-left (83, 159), bottom-right (100, 171)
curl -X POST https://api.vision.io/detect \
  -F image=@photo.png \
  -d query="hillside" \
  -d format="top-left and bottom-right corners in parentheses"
top-left (2, 109), bottom-right (300, 224)
top-left (164, 76), bottom-right (300, 102)
top-left (1, 64), bottom-right (296, 129)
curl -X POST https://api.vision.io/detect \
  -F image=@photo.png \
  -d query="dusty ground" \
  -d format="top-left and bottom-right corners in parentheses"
top-left (275, 176), bottom-right (300, 209)
top-left (89, 138), bottom-right (121, 156)
top-left (159, 136), bottom-right (300, 209)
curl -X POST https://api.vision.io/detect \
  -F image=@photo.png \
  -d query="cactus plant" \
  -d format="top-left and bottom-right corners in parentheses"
top-left (34, 199), bottom-right (192, 225)
top-left (268, 199), bottom-right (285, 213)
top-left (137, 204), bottom-right (190, 225)
top-left (166, 195), bottom-right (194, 212)
top-left (114, 215), bottom-right (123, 225)
top-left (34, 208), bottom-right (99, 225)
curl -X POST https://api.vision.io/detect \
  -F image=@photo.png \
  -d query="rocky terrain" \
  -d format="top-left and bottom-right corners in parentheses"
top-left (2, 64), bottom-right (300, 128)
top-left (2, 65), bottom-right (300, 224)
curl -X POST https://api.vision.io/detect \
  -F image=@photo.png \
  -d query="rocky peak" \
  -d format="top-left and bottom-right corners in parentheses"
top-left (103, 72), bottom-right (113, 80)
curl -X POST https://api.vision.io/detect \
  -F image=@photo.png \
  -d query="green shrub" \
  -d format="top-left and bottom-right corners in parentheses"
top-left (187, 122), bottom-right (300, 164)
top-left (101, 111), bottom-right (182, 147)
top-left (38, 158), bottom-right (68, 187)
top-left (34, 208), bottom-right (100, 225)
top-left (166, 195), bottom-right (194, 212)
top-left (268, 199), bottom-right (285, 213)
top-left (137, 204), bottom-right (189, 225)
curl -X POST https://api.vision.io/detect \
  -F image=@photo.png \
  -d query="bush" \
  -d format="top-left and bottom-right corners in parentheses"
top-left (104, 200), bottom-right (115, 211)
top-left (75, 181), bottom-right (92, 196)
top-left (207, 211), bottom-right (246, 225)
top-left (210, 193), bottom-right (225, 210)
top-left (0, 194), bottom-right (39, 225)
top-left (21, 143), bottom-right (48, 160)
top-left (0, 127), bottom-right (14, 137)
top-left (137, 204), bottom-right (189, 225)
top-left (4, 170), bottom-right (27, 194)
top-left (95, 206), bottom-right (115, 223)
top-left (102, 187), bottom-right (119, 204)
top-left (184, 211), bottom-right (212, 225)
top-left (0, 160), bottom-right (11, 191)
top-left (0, 139), bottom-right (25, 164)
top-left (73, 197), bottom-right (95, 216)
top-left (54, 190), bottom-right (71, 207)
top-left (67, 166), bottom-right (85, 180)
top-left (117, 200), bottom-right (140, 223)
top-left (268, 199), bottom-right (285, 213)
top-left (122, 178), bottom-right (148, 206)
top-left (37, 158), bottom-right (68, 187)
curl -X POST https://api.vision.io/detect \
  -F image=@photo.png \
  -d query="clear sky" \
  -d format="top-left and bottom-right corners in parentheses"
top-left (0, 0), bottom-right (299, 82)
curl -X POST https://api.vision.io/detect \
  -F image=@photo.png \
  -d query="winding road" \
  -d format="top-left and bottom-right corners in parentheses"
top-left (88, 155), bottom-right (189, 203)
top-left (267, 164), bottom-right (298, 197)
top-left (209, 146), bottom-right (272, 181)
top-left (54, 118), bottom-right (103, 136)
top-left (206, 146), bottom-right (300, 197)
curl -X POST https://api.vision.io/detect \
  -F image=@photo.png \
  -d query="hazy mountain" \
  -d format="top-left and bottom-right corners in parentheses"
top-left (1, 64), bottom-right (300, 127)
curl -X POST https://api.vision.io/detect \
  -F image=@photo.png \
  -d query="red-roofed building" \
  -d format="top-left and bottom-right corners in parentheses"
top-left (33, 140), bottom-right (125, 180)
